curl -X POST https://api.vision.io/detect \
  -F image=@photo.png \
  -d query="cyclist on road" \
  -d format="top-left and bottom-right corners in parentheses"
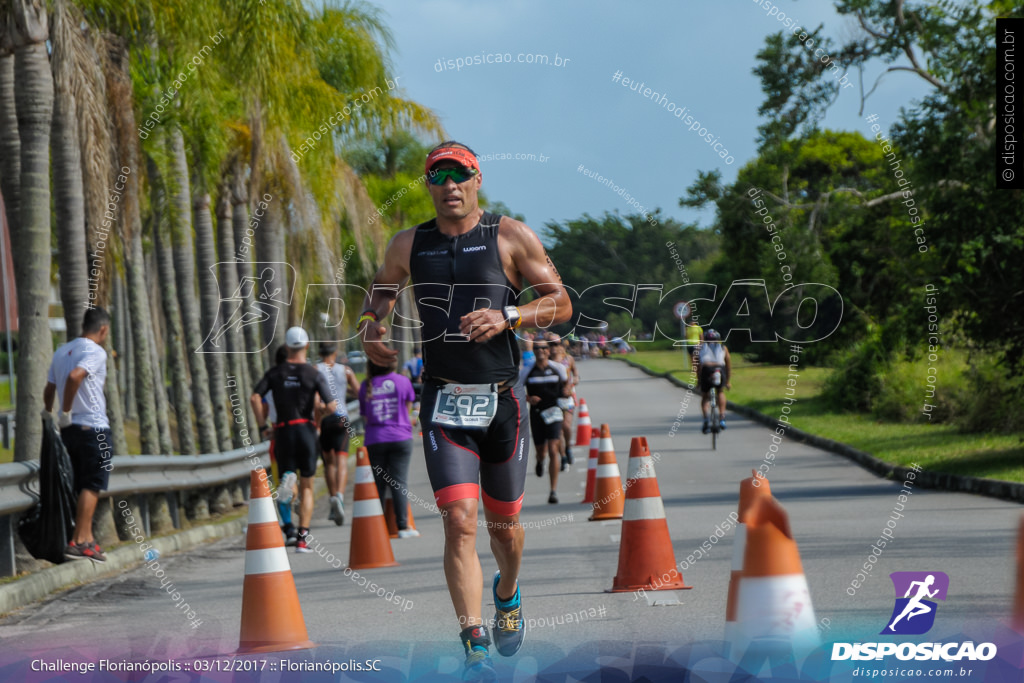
top-left (251, 327), bottom-right (337, 553)
top-left (315, 342), bottom-right (360, 526)
top-left (359, 141), bottom-right (571, 681)
top-left (698, 329), bottom-right (731, 434)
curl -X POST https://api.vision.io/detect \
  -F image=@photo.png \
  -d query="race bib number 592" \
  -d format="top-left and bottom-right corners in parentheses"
top-left (431, 383), bottom-right (498, 429)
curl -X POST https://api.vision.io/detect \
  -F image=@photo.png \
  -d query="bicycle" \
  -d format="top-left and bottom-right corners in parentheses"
top-left (708, 385), bottom-right (720, 450)
top-left (707, 367), bottom-right (724, 450)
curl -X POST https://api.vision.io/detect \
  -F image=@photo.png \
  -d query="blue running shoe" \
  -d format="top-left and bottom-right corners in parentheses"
top-left (492, 571), bottom-right (525, 656)
top-left (460, 626), bottom-right (497, 682)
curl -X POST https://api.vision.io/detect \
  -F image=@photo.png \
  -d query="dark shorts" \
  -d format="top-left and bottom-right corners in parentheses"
top-left (61, 426), bottom-right (112, 493)
top-left (319, 414), bottom-right (351, 453)
top-left (699, 365), bottom-right (728, 394)
top-left (529, 409), bottom-right (563, 446)
top-left (421, 382), bottom-right (530, 516)
top-left (274, 422), bottom-right (319, 478)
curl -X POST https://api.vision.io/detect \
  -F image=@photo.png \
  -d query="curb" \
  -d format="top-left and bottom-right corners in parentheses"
top-left (0, 515), bottom-right (246, 616)
top-left (611, 357), bottom-right (1024, 505)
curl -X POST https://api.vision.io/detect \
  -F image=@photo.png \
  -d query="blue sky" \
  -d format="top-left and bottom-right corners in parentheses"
top-left (369, 0), bottom-right (933, 233)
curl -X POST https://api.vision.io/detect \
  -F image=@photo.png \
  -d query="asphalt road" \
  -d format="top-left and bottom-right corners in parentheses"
top-left (0, 357), bottom-right (1020, 681)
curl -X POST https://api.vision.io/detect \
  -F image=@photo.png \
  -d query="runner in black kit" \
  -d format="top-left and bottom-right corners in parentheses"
top-left (251, 326), bottom-right (337, 553)
top-left (522, 340), bottom-right (570, 504)
top-left (359, 141), bottom-right (572, 681)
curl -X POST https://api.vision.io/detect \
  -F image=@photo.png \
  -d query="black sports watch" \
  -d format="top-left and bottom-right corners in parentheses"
top-left (503, 305), bottom-right (522, 330)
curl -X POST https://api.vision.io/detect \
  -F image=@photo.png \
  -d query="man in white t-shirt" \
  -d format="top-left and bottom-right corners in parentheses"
top-left (315, 343), bottom-right (360, 526)
top-left (43, 307), bottom-right (113, 563)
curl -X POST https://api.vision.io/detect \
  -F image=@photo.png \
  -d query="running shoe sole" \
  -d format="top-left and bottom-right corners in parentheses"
top-left (491, 571), bottom-right (525, 657)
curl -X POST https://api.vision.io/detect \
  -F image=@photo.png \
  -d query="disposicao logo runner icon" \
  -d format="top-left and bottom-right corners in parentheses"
top-left (881, 571), bottom-right (949, 635)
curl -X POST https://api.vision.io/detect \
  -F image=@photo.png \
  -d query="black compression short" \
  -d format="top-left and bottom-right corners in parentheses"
top-left (275, 421), bottom-right (319, 478)
top-left (319, 414), bottom-right (351, 453)
top-left (529, 409), bottom-right (563, 446)
top-left (420, 381), bottom-right (529, 516)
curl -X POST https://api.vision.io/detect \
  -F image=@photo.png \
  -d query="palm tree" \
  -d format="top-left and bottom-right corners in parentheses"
top-left (50, 0), bottom-right (88, 336)
top-left (166, 129), bottom-right (218, 453)
top-left (5, 0), bottom-right (54, 463)
top-left (148, 153), bottom-right (197, 455)
top-left (103, 34), bottom-right (161, 455)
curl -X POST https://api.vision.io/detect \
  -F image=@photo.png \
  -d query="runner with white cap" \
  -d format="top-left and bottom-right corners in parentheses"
top-left (251, 326), bottom-right (337, 552)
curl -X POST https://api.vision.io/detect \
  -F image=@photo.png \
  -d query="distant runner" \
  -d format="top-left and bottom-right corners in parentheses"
top-left (359, 141), bottom-right (571, 681)
top-left (316, 342), bottom-right (359, 526)
top-left (522, 340), bottom-right (570, 504)
top-left (251, 327), bottom-right (337, 553)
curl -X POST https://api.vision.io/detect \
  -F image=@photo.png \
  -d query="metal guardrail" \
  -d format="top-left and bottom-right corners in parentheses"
top-left (0, 400), bottom-right (361, 577)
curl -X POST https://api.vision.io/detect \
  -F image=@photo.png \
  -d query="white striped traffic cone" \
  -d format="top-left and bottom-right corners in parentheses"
top-left (589, 424), bottom-right (624, 521)
top-left (725, 470), bottom-right (773, 648)
top-left (238, 469), bottom-right (314, 653)
top-left (575, 399), bottom-right (592, 448)
top-left (732, 495), bottom-right (820, 671)
top-left (582, 427), bottom-right (599, 504)
top-left (349, 447), bottom-right (399, 570)
top-left (608, 437), bottom-right (691, 592)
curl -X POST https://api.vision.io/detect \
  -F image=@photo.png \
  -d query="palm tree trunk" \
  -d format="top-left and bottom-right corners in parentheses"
top-left (149, 155), bottom-right (196, 455)
top-left (104, 34), bottom-right (159, 455)
top-left (50, 4), bottom-right (89, 335)
top-left (255, 197), bottom-right (288, 354)
top-left (146, 297), bottom-right (174, 455)
top-left (123, 234), bottom-right (160, 454)
top-left (9, 0), bottom-right (53, 463)
top-left (216, 190), bottom-right (258, 446)
top-left (167, 129), bottom-right (216, 454)
top-left (193, 191), bottom-right (231, 450)
top-left (231, 194), bottom-right (266, 384)
top-left (0, 43), bottom-right (20, 247)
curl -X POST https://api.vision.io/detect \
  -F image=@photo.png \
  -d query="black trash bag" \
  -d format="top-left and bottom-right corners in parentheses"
top-left (18, 414), bottom-right (77, 564)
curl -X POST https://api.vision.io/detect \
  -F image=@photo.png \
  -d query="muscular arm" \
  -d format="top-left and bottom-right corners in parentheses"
top-left (725, 348), bottom-right (732, 389)
top-left (61, 368), bottom-right (89, 413)
top-left (250, 394), bottom-right (267, 426)
top-left (460, 218), bottom-right (573, 342)
top-left (346, 367), bottom-right (360, 397)
top-left (360, 230), bottom-right (414, 365)
top-left (44, 382), bottom-right (56, 412)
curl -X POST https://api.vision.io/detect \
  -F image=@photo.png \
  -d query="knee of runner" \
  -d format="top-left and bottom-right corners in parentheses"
top-left (439, 502), bottom-right (476, 529)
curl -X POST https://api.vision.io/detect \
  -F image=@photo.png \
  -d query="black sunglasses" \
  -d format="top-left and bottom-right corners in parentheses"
top-left (427, 166), bottom-right (477, 186)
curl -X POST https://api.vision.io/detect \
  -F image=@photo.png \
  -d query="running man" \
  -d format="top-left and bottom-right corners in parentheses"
top-left (359, 141), bottom-right (571, 681)
top-left (316, 342), bottom-right (360, 526)
top-left (698, 329), bottom-right (731, 434)
top-left (44, 307), bottom-right (114, 562)
top-left (549, 338), bottom-right (578, 470)
top-left (251, 326), bottom-right (337, 553)
top-left (888, 575), bottom-right (940, 631)
top-left (263, 344), bottom-right (299, 545)
top-left (522, 340), bottom-right (570, 503)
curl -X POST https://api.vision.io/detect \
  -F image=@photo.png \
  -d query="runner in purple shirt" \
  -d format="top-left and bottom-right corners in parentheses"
top-left (359, 359), bottom-right (419, 537)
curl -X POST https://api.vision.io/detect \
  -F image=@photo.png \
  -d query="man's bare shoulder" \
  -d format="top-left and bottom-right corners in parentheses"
top-left (497, 215), bottom-right (542, 250)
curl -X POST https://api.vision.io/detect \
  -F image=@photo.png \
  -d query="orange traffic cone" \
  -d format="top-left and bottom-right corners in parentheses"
top-left (349, 448), bottom-right (400, 570)
top-left (731, 495), bottom-right (819, 669)
top-left (1013, 514), bottom-right (1024, 634)
top-left (238, 469), bottom-right (315, 654)
top-left (575, 399), bottom-right (592, 448)
top-left (608, 437), bottom-right (691, 592)
top-left (383, 489), bottom-right (417, 539)
top-left (726, 470), bottom-right (773, 646)
top-left (582, 427), bottom-right (600, 504)
top-left (589, 424), bottom-right (624, 521)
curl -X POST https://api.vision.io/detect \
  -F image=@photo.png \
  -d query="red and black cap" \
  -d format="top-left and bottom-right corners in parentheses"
top-left (425, 146), bottom-right (480, 175)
